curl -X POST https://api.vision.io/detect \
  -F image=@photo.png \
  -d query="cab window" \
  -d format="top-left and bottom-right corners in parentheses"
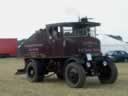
top-left (49, 27), bottom-right (60, 39)
top-left (63, 26), bottom-right (96, 37)
top-left (63, 27), bottom-right (73, 36)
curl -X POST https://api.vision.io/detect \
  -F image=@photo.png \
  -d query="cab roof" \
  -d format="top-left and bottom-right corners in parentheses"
top-left (46, 21), bottom-right (100, 28)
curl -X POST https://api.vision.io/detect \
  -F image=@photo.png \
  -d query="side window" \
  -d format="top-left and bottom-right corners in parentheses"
top-left (120, 51), bottom-right (126, 55)
top-left (63, 27), bottom-right (73, 36)
top-left (90, 27), bottom-right (96, 37)
top-left (114, 51), bottom-right (119, 55)
top-left (49, 27), bottom-right (60, 39)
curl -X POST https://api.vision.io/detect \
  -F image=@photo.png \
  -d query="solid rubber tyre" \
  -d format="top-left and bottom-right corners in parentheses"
top-left (26, 60), bottom-right (44, 82)
top-left (64, 62), bottom-right (86, 88)
top-left (98, 58), bottom-right (118, 84)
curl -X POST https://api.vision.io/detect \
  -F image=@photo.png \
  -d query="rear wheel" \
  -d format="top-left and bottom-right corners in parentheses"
top-left (26, 60), bottom-right (44, 82)
top-left (98, 58), bottom-right (118, 84)
top-left (65, 62), bottom-right (86, 88)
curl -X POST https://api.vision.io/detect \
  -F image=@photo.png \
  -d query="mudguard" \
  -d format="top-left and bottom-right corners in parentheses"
top-left (65, 57), bottom-right (85, 65)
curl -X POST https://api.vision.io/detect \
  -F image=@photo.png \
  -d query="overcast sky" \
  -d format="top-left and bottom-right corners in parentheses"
top-left (0, 0), bottom-right (128, 41)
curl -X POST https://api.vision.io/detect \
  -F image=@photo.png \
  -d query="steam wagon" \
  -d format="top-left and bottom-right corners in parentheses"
top-left (17, 18), bottom-right (118, 88)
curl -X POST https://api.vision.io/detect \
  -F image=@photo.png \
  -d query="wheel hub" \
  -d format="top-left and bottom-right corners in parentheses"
top-left (28, 67), bottom-right (35, 78)
top-left (68, 68), bottom-right (79, 84)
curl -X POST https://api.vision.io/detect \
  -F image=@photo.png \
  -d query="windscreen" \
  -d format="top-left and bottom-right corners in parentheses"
top-left (63, 26), bottom-right (96, 38)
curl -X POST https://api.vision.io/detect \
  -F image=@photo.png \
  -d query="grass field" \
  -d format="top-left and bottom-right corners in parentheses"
top-left (0, 58), bottom-right (128, 96)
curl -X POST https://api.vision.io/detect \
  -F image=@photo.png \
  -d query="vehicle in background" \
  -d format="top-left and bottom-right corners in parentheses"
top-left (105, 50), bottom-right (128, 62)
top-left (0, 39), bottom-right (17, 57)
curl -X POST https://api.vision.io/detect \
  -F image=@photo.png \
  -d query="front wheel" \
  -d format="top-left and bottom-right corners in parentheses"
top-left (98, 58), bottom-right (118, 84)
top-left (64, 62), bottom-right (86, 88)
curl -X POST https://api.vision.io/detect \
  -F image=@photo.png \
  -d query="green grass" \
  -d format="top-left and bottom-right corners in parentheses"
top-left (0, 58), bottom-right (128, 96)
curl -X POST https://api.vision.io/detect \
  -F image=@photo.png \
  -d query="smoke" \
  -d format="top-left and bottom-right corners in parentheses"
top-left (65, 8), bottom-right (81, 18)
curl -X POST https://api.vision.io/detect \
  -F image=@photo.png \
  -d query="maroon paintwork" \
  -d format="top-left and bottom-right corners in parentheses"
top-left (23, 37), bottom-right (100, 58)
top-left (22, 19), bottom-right (101, 59)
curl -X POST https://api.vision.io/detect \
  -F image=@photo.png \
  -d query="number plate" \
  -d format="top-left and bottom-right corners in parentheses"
top-left (86, 53), bottom-right (92, 61)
